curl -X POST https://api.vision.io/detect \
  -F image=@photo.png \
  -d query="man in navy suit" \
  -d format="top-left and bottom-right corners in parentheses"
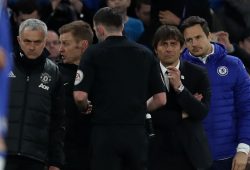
top-left (148, 25), bottom-right (212, 170)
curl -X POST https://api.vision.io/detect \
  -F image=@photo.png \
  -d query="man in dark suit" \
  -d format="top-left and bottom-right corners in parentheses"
top-left (148, 25), bottom-right (212, 170)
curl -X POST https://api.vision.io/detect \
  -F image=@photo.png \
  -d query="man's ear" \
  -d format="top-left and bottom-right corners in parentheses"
top-left (80, 40), bottom-right (89, 51)
top-left (154, 48), bottom-right (158, 55)
top-left (97, 25), bottom-right (105, 36)
top-left (207, 32), bottom-right (213, 41)
top-left (17, 36), bottom-right (21, 44)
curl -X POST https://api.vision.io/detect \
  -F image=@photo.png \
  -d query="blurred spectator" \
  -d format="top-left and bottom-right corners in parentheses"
top-left (46, 0), bottom-right (77, 32)
top-left (135, 0), bottom-right (151, 48)
top-left (82, 0), bottom-right (102, 13)
top-left (239, 28), bottom-right (250, 55)
top-left (224, 0), bottom-right (250, 28)
top-left (212, 0), bottom-right (250, 43)
top-left (46, 30), bottom-right (61, 63)
top-left (80, 0), bottom-right (103, 19)
top-left (9, 0), bottom-right (41, 48)
top-left (209, 0), bottom-right (223, 12)
top-left (135, 0), bottom-right (151, 27)
top-left (151, 0), bottom-right (213, 29)
top-left (139, 0), bottom-right (213, 49)
top-left (106, 0), bottom-right (144, 42)
top-left (211, 30), bottom-right (250, 74)
top-left (8, 0), bottom-right (50, 7)
top-left (8, 0), bottom-right (51, 20)
top-left (66, 0), bottom-right (93, 24)
top-left (11, 0), bottom-right (41, 25)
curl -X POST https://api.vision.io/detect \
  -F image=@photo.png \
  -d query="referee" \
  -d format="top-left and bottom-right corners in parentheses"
top-left (74, 7), bottom-right (166, 170)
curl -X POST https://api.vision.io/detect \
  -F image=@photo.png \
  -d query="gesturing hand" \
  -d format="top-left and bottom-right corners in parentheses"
top-left (167, 66), bottom-right (182, 91)
top-left (159, 10), bottom-right (181, 26)
top-left (232, 152), bottom-right (248, 170)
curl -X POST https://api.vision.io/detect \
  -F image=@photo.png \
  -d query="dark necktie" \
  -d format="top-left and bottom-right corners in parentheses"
top-left (164, 70), bottom-right (170, 91)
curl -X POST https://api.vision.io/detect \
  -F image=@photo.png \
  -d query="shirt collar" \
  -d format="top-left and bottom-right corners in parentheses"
top-left (189, 43), bottom-right (215, 64)
top-left (160, 60), bottom-right (180, 73)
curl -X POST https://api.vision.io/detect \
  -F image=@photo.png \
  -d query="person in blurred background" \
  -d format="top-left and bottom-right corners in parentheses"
top-left (46, 30), bottom-right (61, 63)
top-left (106, 0), bottom-right (144, 42)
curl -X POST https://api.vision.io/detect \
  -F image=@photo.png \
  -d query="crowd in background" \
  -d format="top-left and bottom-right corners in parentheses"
top-left (5, 0), bottom-right (250, 66)
top-left (2, 1), bottom-right (249, 49)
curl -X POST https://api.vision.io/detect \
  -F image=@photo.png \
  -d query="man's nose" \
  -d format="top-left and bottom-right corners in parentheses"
top-left (191, 38), bottom-right (199, 46)
top-left (59, 45), bottom-right (64, 52)
top-left (29, 44), bottom-right (36, 50)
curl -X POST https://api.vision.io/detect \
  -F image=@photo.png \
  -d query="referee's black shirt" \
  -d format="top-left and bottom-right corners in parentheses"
top-left (75, 36), bottom-right (165, 125)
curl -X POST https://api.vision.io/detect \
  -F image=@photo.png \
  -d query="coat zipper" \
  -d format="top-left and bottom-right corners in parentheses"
top-left (18, 74), bottom-right (30, 153)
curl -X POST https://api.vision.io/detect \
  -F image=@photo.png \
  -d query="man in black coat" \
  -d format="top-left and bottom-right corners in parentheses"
top-left (58, 20), bottom-right (94, 170)
top-left (5, 19), bottom-right (65, 170)
top-left (148, 25), bottom-right (212, 170)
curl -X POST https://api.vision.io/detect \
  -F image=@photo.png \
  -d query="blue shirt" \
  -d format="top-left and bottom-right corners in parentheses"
top-left (124, 17), bottom-right (144, 42)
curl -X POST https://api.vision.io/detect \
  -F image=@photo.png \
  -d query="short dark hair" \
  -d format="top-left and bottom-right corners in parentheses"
top-left (93, 7), bottom-right (123, 28)
top-left (59, 20), bottom-right (94, 44)
top-left (152, 25), bottom-right (184, 49)
top-left (135, 0), bottom-right (151, 9)
top-left (180, 16), bottom-right (210, 36)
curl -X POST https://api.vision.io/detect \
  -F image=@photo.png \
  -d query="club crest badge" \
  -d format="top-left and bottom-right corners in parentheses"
top-left (40, 73), bottom-right (52, 84)
top-left (217, 66), bottom-right (228, 76)
top-left (74, 70), bottom-right (84, 85)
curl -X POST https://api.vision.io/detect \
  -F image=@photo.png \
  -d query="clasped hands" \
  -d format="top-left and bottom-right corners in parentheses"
top-left (167, 66), bottom-right (203, 119)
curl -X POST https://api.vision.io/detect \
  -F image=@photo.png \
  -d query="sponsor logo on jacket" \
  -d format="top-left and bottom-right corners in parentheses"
top-left (38, 72), bottom-right (51, 90)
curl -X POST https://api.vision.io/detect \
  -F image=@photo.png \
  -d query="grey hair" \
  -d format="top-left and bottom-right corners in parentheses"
top-left (19, 19), bottom-right (48, 36)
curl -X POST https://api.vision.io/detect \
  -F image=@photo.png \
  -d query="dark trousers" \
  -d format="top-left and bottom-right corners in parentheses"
top-left (148, 131), bottom-right (196, 170)
top-left (207, 158), bottom-right (233, 170)
top-left (62, 147), bottom-right (91, 170)
top-left (5, 155), bottom-right (46, 170)
top-left (90, 125), bottom-right (147, 170)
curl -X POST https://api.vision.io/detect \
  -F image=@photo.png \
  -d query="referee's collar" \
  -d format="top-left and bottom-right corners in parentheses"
top-left (106, 36), bottom-right (126, 41)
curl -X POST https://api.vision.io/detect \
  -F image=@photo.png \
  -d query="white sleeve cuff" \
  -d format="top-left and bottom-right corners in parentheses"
top-left (237, 143), bottom-right (250, 155)
top-left (0, 156), bottom-right (5, 170)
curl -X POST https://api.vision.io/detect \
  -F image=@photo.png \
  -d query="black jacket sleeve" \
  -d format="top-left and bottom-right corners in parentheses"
top-left (49, 71), bottom-right (65, 168)
top-left (176, 66), bottom-right (211, 120)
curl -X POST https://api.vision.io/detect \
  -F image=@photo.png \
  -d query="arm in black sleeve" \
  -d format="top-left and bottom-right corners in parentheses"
top-left (176, 68), bottom-right (211, 120)
top-left (49, 71), bottom-right (65, 168)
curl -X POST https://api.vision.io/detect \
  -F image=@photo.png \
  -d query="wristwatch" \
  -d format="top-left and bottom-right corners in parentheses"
top-left (176, 84), bottom-right (184, 93)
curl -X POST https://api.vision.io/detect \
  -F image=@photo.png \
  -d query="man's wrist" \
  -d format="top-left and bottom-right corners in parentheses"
top-left (237, 143), bottom-right (250, 155)
top-left (176, 83), bottom-right (184, 93)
